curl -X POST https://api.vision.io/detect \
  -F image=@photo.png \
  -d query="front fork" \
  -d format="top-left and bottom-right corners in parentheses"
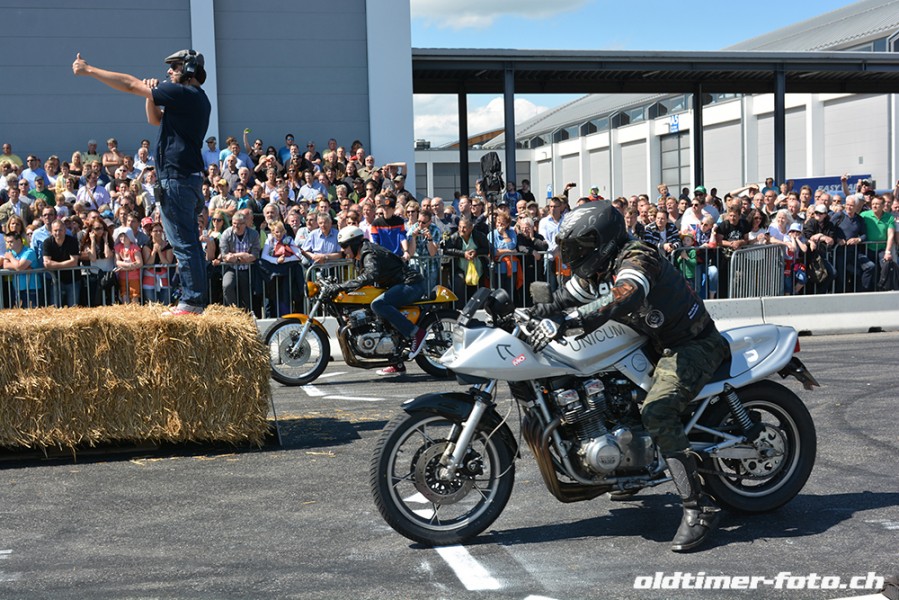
top-left (288, 299), bottom-right (323, 354)
top-left (438, 380), bottom-right (496, 479)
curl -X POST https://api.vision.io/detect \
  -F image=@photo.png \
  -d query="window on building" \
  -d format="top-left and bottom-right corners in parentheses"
top-left (581, 116), bottom-right (610, 136)
top-left (660, 132), bottom-right (690, 196)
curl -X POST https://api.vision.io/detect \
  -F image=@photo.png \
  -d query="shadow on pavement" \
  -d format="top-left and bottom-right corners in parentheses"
top-left (450, 490), bottom-right (899, 550)
top-left (0, 417), bottom-right (388, 468)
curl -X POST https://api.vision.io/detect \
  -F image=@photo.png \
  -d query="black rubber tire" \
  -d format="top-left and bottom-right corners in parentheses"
top-left (697, 380), bottom-right (816, 514)
top-left (413, 309), bottom-right (459, 378)
top-left (263, 318), bottom-right (330, 386)
top-left (370, 411), bottom-right (515, 546)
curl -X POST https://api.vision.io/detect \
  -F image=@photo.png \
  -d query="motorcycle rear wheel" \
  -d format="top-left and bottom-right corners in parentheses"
top-left (370, 411), bottom-right (515, 546)
top-left (413, 309), bottom-right (459, 379)
top-left (264, 318), bottom-right (330, 386)
top-left (697, 380), bottom-right (816, 513)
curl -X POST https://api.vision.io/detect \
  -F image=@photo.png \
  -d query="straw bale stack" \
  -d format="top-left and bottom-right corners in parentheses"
top-left (0, 305), bottom-right (271, 450)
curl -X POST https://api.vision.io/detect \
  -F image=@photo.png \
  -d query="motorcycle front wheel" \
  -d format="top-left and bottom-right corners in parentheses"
top-left (698, 380), bottom-right (816, 513)
top-left (370, 411), bottom-right (515, 546)
top-left (263, 318), bottom-right (330, 386)
top-left (413, 309), bottom-right (459, 379)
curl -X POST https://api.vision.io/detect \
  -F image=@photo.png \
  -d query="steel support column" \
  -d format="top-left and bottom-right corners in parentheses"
top-left (774, 68), bottom-right (786, 186)
top-left (458, 91), bottom-right (470, 195)
top-left (503, 65), bottom-right (517, 188)
top-left (692, 84), bottom-right (704, 186)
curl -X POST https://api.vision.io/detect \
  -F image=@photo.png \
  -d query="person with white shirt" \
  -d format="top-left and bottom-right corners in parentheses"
top-left (538, 196), bottom-right (565, 292)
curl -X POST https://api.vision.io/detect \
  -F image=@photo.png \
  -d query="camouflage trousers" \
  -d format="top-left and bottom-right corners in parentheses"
top-left (640, 326), bottom-right (729, 456)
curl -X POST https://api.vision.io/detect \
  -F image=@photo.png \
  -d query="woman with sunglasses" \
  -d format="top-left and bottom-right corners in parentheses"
top-left (81, 219), bottom-right (115, 305)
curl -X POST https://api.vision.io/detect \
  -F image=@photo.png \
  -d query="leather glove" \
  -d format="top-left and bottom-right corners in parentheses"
top-left (530, 313), bottom-right (578, 352)
top-left (319, 283), bottom-right (340, 302)
top-left (528, 302), bottom-right (555, 319)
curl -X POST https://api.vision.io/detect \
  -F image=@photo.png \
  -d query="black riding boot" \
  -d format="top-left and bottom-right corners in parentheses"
top-left (666, 452), bottom-right (720, 552)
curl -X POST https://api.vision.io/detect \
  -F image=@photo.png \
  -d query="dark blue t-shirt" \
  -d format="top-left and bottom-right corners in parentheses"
top-left (151, 82), bottom-right (211, 179)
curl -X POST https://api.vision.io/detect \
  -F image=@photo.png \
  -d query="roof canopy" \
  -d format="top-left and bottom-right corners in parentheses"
top-left (412, 49), bottom-right (899, 95)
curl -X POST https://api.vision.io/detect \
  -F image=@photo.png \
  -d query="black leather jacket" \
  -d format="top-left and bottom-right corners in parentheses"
top-left (339, 240), bottom-right (422, 292)
top-left (539, 240), bottom-right (714, 352)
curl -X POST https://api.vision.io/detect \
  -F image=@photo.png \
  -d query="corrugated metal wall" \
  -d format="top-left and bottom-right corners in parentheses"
top-left (2, 0), bottom-right (371, 164)
top-left (212, 0), bottom-right (370, 152)
top-left (4, 1), bottom-right (191, 161)
top-left (823, 95), bottom-right (888, 184)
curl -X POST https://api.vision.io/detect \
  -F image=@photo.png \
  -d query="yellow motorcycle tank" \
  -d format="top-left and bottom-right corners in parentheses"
top-left (332, 285), bottom-right (458, 325)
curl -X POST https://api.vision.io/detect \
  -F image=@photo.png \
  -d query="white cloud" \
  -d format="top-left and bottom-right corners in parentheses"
top-left (414, 95), bottom-right (549, 146)
top-left (411, 0), bottom-right (587, 30)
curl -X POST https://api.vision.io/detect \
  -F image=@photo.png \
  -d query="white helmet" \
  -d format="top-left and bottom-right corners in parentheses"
top-left (337, 226), bottom-right (364, 251)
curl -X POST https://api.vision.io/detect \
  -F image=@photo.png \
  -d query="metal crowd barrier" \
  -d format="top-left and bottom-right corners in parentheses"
top-left (727, 245), bottom-right (786, 299)
top-left (4, 240), bottom-right (897, 313)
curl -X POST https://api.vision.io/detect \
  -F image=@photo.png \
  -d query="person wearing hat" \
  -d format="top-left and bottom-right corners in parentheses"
top-left (802, 203), bottom-right (839, 291)
top-left (784, 222), bottom-right (809, 295)
top-left (74, 48), bottom-right (211, 315)
top-left (202, 136), bottom-right (219, 169)
top-left (209, 178), bottom-right (237, 218)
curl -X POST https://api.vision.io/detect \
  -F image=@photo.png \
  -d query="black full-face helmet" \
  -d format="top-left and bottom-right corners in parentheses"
top-left (556, 200), bottom-right (628, 280)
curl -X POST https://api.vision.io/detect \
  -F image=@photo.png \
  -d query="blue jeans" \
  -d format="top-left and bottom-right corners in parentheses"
top-left (371, 281), bottom-right (427, 340)
top-left (50, 277), bottom-right (80, 307)
top-left (159, 176), bottom-right (207, 309)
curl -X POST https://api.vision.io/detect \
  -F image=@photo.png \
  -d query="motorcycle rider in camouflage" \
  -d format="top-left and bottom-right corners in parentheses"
top-left (529, 200), bottom-right (729, 552)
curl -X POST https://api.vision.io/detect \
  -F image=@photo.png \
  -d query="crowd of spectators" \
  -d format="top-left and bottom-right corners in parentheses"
top-left (3, 134), bottom-right (899, 314)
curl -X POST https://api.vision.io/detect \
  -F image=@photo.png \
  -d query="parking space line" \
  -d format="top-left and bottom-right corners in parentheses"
top-left (302, 384), bottom-right (326, 397)
top-left (436, 545), bottom-right (501, 591)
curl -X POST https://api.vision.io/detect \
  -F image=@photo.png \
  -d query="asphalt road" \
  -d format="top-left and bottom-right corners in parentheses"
top-left (1, 331), bottom-right (897, 600)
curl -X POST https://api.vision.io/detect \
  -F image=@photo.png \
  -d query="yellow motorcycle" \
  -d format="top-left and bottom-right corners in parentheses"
top-left (263, 279), bottom-right (459, 385)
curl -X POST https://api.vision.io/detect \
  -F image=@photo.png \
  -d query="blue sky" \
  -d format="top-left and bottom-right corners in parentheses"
top-left (410, 0), bottom-right (857, 145)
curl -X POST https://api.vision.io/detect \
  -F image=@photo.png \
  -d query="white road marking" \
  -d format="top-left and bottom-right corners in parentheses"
top-left (865, 518), bottom-right (899, 530)
top-left (0, 549), bottom-right (21, 582)
top-left (436, 545), bottom-right (501, 591)
top-left (524, 596), bottom-right (560, 600)
top-left (316, 371), bottom-right (347, 379)
top-left (404, 492), bottom-right (428, 504)
top-left (324, 395), bottom-right (384, 402)
top-left (302, 384), bottom-right (326, 397)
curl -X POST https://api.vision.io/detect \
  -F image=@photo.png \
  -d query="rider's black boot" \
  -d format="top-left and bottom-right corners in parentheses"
top-left (665, 452), bottom-right (720, 552)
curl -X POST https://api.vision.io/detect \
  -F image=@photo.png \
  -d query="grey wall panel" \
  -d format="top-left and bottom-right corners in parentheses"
top-left (560, 154), bottom-right (579, 188)
top-left (536, 160), bottom-right (552, 199)
top-left (0, 0), bottom-right (371, 166)
top-left (756, 107), bottom-right (806, 181)
top-left (1, 1), bottom-right (190, 161)
top-left (823, 95), bottom-right (888, 184)
top-left (703, 121), bottom-right (742, 192)
top-left (588, 148), bottom-right (611, 198)
top-left (620, 140), bottom-right (647, 196)
top-left (213, 0), bottom-right (370, 153)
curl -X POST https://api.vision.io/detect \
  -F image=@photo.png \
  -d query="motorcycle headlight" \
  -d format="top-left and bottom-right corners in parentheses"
top-left (307, 281), bottom-right (320, 298)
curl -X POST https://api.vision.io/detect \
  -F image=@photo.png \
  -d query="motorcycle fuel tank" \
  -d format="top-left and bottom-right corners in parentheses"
top-left (445, 321), bottom-right (646, 381)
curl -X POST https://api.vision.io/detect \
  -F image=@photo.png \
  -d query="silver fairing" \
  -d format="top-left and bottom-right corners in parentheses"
top-left (443, 321), bottom-right (646, 381)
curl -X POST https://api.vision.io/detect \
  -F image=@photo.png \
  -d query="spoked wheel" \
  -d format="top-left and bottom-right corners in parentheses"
top-left (697, 380), bottom-right (816, 513)
top-left (370, 412), bottom-right (515, 546)
top-left (263, 318), bottom-right (330, 386)
top-left (413, 309), bottom-right (459, 378)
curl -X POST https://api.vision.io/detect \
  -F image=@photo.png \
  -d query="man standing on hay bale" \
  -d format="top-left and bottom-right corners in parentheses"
top-left (73, 50), bottom-right (211, 316)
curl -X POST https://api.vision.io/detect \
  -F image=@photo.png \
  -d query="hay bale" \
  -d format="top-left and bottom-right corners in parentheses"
top-left (0, 305), bottom-right (271, 450)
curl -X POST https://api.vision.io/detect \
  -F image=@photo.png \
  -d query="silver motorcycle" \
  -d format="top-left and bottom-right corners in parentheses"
top-left (370, 287), bottom-right (819, 546)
